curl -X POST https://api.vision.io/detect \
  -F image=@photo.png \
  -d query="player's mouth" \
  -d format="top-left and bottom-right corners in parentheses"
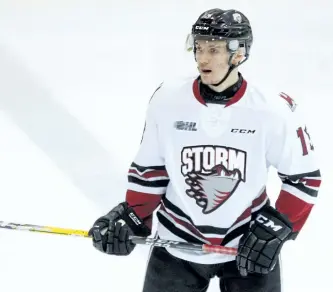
top-left (200, 69), bottom-right (212, 75)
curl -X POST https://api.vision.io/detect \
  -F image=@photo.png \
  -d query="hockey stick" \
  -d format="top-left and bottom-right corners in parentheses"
top-left (129, 236), bottom-right (238, 255)
top-left (0, 221), bottom-right (237, 255)
top-left (0, 220), bottom-right (90, 237)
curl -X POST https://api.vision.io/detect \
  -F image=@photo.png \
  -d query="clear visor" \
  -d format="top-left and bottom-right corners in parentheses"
top-left (185, 34), bottom-right (226, 52)
top-left (185, 33), bottom-right (241, 53)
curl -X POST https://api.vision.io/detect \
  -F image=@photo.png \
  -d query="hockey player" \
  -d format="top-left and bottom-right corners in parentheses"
top-left (89, 8), bottom-right (321, 292)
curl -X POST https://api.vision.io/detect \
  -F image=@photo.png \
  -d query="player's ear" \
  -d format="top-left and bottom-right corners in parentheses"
top-left (231, 49), bottom-right (245, 65)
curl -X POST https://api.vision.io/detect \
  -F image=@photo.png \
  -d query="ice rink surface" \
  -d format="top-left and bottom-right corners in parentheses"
top-left (0, 1), bottom-right (332, 291)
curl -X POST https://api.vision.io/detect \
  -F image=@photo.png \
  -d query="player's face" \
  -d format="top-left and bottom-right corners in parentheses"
top-left (195, 40), bottom-right (230, 85)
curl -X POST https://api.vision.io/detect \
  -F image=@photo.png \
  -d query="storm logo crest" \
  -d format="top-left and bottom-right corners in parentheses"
top-left (181, 146), bottom-right (247, 214)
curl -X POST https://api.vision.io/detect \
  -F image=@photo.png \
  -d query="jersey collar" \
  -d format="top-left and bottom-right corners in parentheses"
top-left (192, 77), bottom-right (247, 107)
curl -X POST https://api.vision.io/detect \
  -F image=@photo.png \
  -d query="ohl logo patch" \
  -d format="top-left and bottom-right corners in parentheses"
top-left (181, 145), bottom-right (247, 214)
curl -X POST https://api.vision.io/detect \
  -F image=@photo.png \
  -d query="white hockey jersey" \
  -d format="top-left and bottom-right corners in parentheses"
top-left (125, 76), bottom-right (322, 264)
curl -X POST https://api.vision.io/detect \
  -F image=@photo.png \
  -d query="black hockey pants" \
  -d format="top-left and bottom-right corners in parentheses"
top-left (142, 246), bottom-right (281, 292)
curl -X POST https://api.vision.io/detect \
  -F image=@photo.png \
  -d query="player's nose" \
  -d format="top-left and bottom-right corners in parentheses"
top-left (196, 52), bottom-right (211, 65)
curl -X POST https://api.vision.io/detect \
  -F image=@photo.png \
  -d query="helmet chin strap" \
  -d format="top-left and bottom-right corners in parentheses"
top-left (211, 54), bottom-right (237, 87)
top-left (211, 51), bottom-right (249, 87)
top-left (212, 66), bottom-right (235, 87)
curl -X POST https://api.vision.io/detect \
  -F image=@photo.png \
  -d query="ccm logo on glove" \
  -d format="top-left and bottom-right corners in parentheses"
top-left (129, 212), bottom-right (142, 226)
top-left (256, 214), bottom-right (283, 232)
top-left (236, 206), bottom-right (293, 276)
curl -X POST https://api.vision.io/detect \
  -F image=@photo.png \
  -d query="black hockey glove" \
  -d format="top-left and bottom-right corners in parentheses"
top-left (88, 202), bottom-right (151, 256)
top-left (236, 206), bottom-right (293, 276)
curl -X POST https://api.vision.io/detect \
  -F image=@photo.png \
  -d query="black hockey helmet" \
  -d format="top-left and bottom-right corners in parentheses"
top-left (187, 8), bottom-right (253, 86)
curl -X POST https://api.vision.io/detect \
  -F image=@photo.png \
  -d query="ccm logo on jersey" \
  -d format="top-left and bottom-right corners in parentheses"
top-left (181, 146), bottom-right (247, 214)
top-left (231, 129), bottom-right (256, 134)
top-left (256, 214), bottom-right (282, 232)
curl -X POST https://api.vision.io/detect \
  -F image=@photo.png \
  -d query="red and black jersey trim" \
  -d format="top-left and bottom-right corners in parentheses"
top-left (128, 176), bottom-right (169, 188)
top-left (222, 222), bottom-right (250, 246)
top-left (158, 201), bottom-right (225, 245)
top-left (162, 197), bottom-right (229, 235)
top-left (130, 162), bottom-right (168, 172)
top-left (221, 190), bottom-right (269, 245)
top-left (278, 169), bottom-right (321, 197)
top-left (222, 201), bottom-right (269, 245)
top-left (156, 212), bottom-right (205, 244)
top-left (128, 162), bottom-right (170, 187)
top-left (276, 189), bottom-right (315, 233)
top-left (157, 189), bottom-right (268, 246)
